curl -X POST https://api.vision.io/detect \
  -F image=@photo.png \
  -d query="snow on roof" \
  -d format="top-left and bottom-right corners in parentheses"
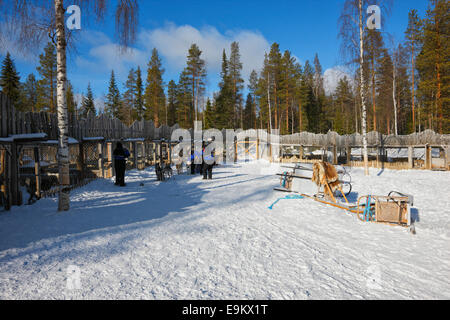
top-left (42, 137), bottom-right (79, 145)
top-left (1, 133), bottom-right (48, 142)
top-left (82, 137), bottom-right (105, 141)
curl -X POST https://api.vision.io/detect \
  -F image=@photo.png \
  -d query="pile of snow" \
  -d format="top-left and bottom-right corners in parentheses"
top-left (0, 161), bottom-right (449, 299)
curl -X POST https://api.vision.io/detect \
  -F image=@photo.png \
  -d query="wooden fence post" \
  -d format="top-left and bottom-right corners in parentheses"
top-left (34, 146), bottom-right (41, 198)
top-left (97, 142), bottom-right (104, 178)
top-left (408, 146), bottom-right (414, 169)
top-left (332, 145), bottom-right (337, 165)
top-left (10, 142), bottom-right (21, 206)
top-left (425, 144), bottom-right (432, 169)
top-left (256, 138), bottom-right (260, 160)
top-left (234, 138), bottom-right (237, 163)
top-left (346, 146), bottom-right (351, 165)
top-left (132, 141), bottom-right (138, 169)
top-left (106, 142), bottom-right (112, 178)
top-left (444, 146), bottom-right (450, 170)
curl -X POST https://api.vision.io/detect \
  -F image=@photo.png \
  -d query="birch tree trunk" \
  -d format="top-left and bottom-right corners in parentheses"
top-left (393, 55), bottom-right (398, 135)
top-left (359, 0), bottom-right (369, 176)
top-left (267, 72), bottom-right (272, 134)
top-left (55, 0), bottom-right (70, 211)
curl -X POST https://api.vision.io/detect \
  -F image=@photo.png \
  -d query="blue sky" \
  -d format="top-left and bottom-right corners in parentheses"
top-left (2, 0), bottom-right (430, 111)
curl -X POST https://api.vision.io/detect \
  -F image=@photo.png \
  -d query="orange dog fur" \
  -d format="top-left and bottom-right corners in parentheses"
top-left (312, 161), bottom-right (341, 195)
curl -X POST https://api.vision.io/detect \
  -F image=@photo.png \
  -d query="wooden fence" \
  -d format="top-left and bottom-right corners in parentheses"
top-left (0, 92), bottom-right (179, 141)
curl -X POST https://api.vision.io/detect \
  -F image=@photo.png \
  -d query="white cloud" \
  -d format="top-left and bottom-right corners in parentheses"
top-left (76, 23), bottom-right (270, 86)
top-left (140, 23), bottom-right (270, 81)
top-left (323, 66), bottom-right (353, 95)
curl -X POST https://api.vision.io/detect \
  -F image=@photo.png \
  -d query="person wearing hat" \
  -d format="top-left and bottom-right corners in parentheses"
top-left (113, 142), bottom-right (130, 186)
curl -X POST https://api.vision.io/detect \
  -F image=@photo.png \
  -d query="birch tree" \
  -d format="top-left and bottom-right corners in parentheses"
top-left (0, 0), bottom-right (139, 211)
top-left (339, 0), bottom-right (391, 175)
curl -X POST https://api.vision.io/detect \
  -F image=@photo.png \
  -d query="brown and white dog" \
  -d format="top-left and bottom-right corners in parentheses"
top-left (176, 163), bottom-right (183, 175)
top-left (311, 161), bottom-right (341, 198)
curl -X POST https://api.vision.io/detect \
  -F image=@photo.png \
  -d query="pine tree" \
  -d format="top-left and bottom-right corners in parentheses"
top-left (364, 30), bottom-right (385, 131)
top-left (376, 48), bottom-right (394, 134)
top-left (21, 73), bottom-right (38, 112)
top-left (280, 51), bottom-right (300, 134)
top-left (176, 70), bottom-right (193, 128)
top-left (144, 48), bottom-right (166, 126)
top-left (243, 93), bottom-right (257, 130)
top-left (134, 66), bottom-right (144, 121)
top-left (0, 52), bottom-right (21, 106)
top-left (417, 0), bottom-right (449, 133)
top-left (248, 70), bottom-right (259, 129)
top-left (184, 43), bottom-right (207, 125)
top-left (405, 9), bottom-right (423, 132)
top-left (229, 42), bottom-right (244, 128)
top-left (393, 44), bottom-right (412, 135)
top-left (167, 80), bottom-right (177, 126)
top-left (267, 43), bottom-right (282, 130)
top-left (66, 80), bottom-right (77, 114)
top-left (105, 70), bottom-right (121, 118)
top-left (214, 50), bottom-right (234, 129)
top-left (81, 83), bottom-right (95, 117)
top-left (204, 98), bottom-right (214, 129)
top-left (333, 76), bottom-right (354, 134)
top-left (122, 68), bottom-right (137, 125)
top-left (36, 42), bottom-right (57, 113)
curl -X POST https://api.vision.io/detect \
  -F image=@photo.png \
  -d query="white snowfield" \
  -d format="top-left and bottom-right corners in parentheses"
top-left (0, 160), bottom-right (449, 299)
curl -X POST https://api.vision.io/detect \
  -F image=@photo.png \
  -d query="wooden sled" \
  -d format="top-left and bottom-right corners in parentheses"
top-left (274, 163), bottom-right (412, 229)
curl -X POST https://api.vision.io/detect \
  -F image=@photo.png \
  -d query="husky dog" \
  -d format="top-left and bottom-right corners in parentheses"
top-left (163, 163), bottom-right (173, 179)
top-left (20, 177), bottom-right (40, 205)
top-left (176, 163), bottom-right (183, 175)
top-left (312, 161), bottom-right (341, 197)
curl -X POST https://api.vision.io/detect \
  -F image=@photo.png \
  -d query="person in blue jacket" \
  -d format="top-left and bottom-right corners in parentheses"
top-left (113, 142), bottom-right (130, 186)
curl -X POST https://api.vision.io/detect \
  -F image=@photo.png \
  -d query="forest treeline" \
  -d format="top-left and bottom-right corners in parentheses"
top-left (1, 0), bottom-right (448, 134)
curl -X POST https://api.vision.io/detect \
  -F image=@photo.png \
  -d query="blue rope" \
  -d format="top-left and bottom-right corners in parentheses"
top-left (268, 194), bottom-right (304, 210)
top-left (281, 172), bottom-right (288, 188)
top-left (363, 195), bottom-right (375, 221)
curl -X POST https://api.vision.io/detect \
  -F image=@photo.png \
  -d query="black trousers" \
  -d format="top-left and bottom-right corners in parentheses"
top-left (202, 163), bottom-right (213, 179)
top-left (115, 160), bottom-right (126, 185)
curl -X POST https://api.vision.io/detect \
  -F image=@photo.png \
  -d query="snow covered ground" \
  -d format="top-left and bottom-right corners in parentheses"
top-left (0, 161), bottom-right (449, 299)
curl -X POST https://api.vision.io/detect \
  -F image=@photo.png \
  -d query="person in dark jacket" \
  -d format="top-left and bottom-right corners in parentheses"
top-left (202, 143), bottom-right (215, 180)
top-left (113, 142), bottom-right (130, 186)
top-left (190, 149), bottom-right (195, 175)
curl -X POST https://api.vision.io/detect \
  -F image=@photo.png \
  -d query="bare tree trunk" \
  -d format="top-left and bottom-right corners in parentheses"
top-left (267, 73), bottom-right (272, 134)
top-left (393, 55), bottom-right (398, 135)
top-left (55, 0), bottom-right (70, 211)
top-left (411, 46), bottom-right (415, 132)
top-left (359, 0), bottom-right (369, 176)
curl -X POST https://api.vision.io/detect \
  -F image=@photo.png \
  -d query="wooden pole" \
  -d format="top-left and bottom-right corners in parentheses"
top-left (376, 146), bottom-right (381, 168)
top-left (256, 138), bottom-right (260, 160)
top-left (444, 146), bottom-right (449, 171)
top-left (333, 145), bottom-right (337, 165)
top-left (34, 146), bottom-right (41, 198)
top-left (346, 146), bottom-right (351, 165)
top-left (133, 141), bottom-right (138, 169)
top-left (425, 144), bottom-right (431, 170)
top-left (408, 146), bottom-right (414, 169)
top-left (234, 139), bottom-right (237, 163)
top-left (106, 142), bottom-right (112, 178)
top-left (97, 142), bottom-right (104, 178)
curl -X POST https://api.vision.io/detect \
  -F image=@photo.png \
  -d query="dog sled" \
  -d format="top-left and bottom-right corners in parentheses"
top-left (273, 162), bottom-right (413, 229)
